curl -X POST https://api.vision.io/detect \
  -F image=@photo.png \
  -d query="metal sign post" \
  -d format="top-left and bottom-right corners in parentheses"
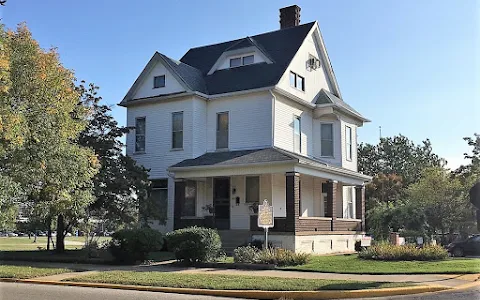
top-left (257, 199), bottom-right (274, 249)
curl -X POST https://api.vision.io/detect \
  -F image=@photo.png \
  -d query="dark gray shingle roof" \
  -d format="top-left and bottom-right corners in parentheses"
top-left (315, 89), bottom-right (369, 121)
top-left (158, 53), bottom-right (208, 94)
top-left (180, 22), bottom-right (315, 95)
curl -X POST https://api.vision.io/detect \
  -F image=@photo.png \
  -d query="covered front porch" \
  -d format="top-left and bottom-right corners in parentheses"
top-left (168, 148), bottom-right (370, 254)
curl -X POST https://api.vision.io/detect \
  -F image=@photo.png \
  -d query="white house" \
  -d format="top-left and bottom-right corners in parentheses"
top-left (120, 5), bottom-right (372, 254)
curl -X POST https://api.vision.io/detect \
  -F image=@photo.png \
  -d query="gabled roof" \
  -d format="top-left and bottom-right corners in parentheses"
top-left (158, 53), bottom-right (208, 94)
top-left (315, 89), bottom-right (370, 122)
top-left (180, 22), bottom-right (315, 95)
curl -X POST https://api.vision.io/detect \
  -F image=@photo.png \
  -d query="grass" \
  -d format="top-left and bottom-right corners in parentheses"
top-left (0, 265), bottom-right (70, 279)
top-left (0, 236), bottom-right (111, 251)
top-left (66, 271), bottom-right (413, 291)
top-left (283, 254), bottom-right (480, 274)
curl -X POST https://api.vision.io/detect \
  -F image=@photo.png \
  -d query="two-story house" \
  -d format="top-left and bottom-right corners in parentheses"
top-left (120, 5), bottom-right (372, 254)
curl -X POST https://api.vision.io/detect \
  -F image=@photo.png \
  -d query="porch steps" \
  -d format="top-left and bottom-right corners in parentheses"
top-left (218, 230), bottom-right (253, 255)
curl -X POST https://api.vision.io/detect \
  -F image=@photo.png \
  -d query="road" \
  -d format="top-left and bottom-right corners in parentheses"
top-left (0, 281), bottom-right (478, 300)
top-left (348, 285), bottom-right (480, 300)
top-left (0, 282), bottom-right (242, 300)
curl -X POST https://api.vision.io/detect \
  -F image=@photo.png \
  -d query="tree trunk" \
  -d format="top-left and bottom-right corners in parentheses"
top-left (56, 214), bottom-right (65, 253)
top-left (46, 217), bottom-right (52, 251)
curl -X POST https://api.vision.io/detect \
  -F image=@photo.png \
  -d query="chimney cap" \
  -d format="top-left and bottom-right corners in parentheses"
top-left (279, 5), bottom-right (301, 29)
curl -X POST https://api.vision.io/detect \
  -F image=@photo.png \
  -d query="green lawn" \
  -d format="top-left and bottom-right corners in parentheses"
top-left (67, 271), bottom-right (412, 291)
top-left (0, 265), bottom-right (70, 279)
top-left (0, 236), bottom-right (111, 251)
top-left (284, 254), bottom-right (480, 274)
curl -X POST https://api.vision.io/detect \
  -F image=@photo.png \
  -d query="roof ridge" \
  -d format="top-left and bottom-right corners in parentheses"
top-left (183, 22), bottom-right (316, 52)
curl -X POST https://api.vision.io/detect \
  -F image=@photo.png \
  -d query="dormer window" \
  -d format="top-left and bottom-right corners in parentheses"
top-left (229, 54), bottom-right (254, 68)
top-left (153, 75), bottom-right (165, 88)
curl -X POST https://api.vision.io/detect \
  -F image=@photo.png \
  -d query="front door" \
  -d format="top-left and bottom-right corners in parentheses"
top-left (214, 177), bottom-right (230, 230)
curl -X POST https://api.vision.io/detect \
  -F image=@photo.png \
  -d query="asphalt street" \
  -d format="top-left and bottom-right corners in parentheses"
top-left (347, 285), bottom-right (480, 300)
top-left (0, 282), bottom-right (243, 300)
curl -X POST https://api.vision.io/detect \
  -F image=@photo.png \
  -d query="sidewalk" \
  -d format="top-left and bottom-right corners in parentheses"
top-left (4, 260), bottom-right (479, 288)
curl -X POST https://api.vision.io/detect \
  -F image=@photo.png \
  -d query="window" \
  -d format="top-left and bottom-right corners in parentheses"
top-left (293, 116), bottom-right (301, 153)
top-left (153, 75), bottom-right (165, 88)
top-left (182, 180), bottom-right (197, 217)
top-left (230, 57), bottom-right (241, 68)
top-left (135, 117), bottom-right (146, 152)
top-left (245, 176), bottom-right (259, 203)
top-left (150, 179), bottom-right (168, 221)
top-left (230, 54), bottom-right (254, 68)
top-left (172, 112), bottom-right (183, 149)
top-left (322, 183), bottom-right (328, 216)
top-left (242, 55), bottom-right (254, 65)
top-left (290, 71), bottom-right (305, 91)
top-left (346, 126), bottom-right (352, 161)
top-left (216, 112), bottom-right (229, 149)
top-left (345, 187), bottom-right (354, 219)
top-left (320, 123), bottom-right (333, 157)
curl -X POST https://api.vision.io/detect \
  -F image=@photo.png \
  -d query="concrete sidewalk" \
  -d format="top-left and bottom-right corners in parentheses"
top-left (3, 260), bottom-right (478, 288)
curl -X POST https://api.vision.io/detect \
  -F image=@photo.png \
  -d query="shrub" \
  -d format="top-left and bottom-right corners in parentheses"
top-left (255, 248), bottom-right (310, 267)
top-left (240, 239), bottom-right (274, 250)
top-left (108, 228), bottom-right (164, 264)
top-left (359, 244), bottom-right (448, 261)
top-left (233, 246), bottom-right (259, 263)
top-left (165, 226), bottom-right (222, 263)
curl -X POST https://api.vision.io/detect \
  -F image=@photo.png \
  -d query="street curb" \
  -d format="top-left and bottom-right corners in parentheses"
top-left (0, 278), bottom-right (451, 299)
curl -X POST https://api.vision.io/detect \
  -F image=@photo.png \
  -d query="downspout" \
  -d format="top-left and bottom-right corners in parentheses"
top-left (269, 90), bottom-right (276, 148)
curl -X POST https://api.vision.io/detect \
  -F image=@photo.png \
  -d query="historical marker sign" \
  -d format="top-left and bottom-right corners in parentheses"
top-left (258, 199), bottom-right (274, 228)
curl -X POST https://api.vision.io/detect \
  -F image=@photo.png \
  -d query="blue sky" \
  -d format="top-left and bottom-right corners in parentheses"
top-left (1, 0), bottom-right (478, 169)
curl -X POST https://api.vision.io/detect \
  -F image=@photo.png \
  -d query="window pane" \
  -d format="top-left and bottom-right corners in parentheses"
top-left (245, 177), bottom-right (259, 203)
top-left (321, 140), bottom-right (333, 157)
top-left (136, 118), bottom-right (145, 135)
top-left (182, 181), bottom-right (196, 217)
top-left (321, 124), bottom-right (333, 140)
top-left (230, 58), bottom-right (241, 67)
top-left (154, 75), bottom-right (165, 88)
top-left (217, 113), bottom-right (229, 149)
top-left (135, 135), bottom-right (145, 152)
top-left (150, 188), bottom-right (168, 221)
top-left (172, 112), bottom-right (183, 131)
top-left (217, 112), bottom-right (229, 130)
top-left (296, 75), bottom-right (304, 91)
top-left (290, 72), bottom-right (296, 87)
top-left (216, 131), bottom-right (228, 149)
top-left (242, 55), bottom-right (254, 65)
top-left (294, 117), bottom-right (300, 135)
top-left (172, 131), bottom-right (183, 149)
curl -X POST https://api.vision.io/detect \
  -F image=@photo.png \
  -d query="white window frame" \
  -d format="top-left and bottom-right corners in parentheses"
top-left (229, 54), bottom-right (255, 68)
top-left (216, 111), bottom-right (229, 150)
top-left (135, 117), bottom-right (146, 153)
top-left (293, 115), bottom-right (301, 153)
top-left (153, 75), bottom-right (166, 89)
top-left (320, 123), bottom-right (334, 158)
top-left (344, 187), bottom-right (355, 219)
top-left (171, 111), bottom-right (184, 150)
top-left (346, 126), bottom-right (352, 161)
top-left (289, 71), bottom-right (305, 91)
top-left (245, 176), bottom-right (260, 203)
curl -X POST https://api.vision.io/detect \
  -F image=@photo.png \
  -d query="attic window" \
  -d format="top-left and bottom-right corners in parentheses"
top-left (229, 55), bottom-right (254, 68)
top-left (290, 71), bottom-right (305, 91)
top-left (153, 75), bottom-right (166, 88)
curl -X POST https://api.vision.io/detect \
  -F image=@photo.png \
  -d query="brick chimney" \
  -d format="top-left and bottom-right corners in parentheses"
top-left (279, 5), bottom-right (301, 29)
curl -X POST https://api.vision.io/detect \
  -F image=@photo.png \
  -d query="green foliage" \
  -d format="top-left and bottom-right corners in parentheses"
top-left (77, 83), bottom-right (161, 228)
top-left (358, 135), bottom-right (445, 185)
top-left (367, 200), bottom-right (426, 240)
top-left (108, 228), bottom-right (164, 264)
top-left (254, 248), bottom-right (310, 266)
top-left (0, 175), bottom-right (22, 230)
top-left (409, 167), bottom-right (475, 237)
top-left (165, 226), bottom-right (222, 263)
top-left (358, 244), bottom-right (448, 261)
top-left (233, 246), bottom-right (259, 263)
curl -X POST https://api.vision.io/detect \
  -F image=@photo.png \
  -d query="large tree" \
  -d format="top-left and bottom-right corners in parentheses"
top-left (77, 82), bottom-right (165, 229)
top-left (358, 135), bottom-right (445, 186)
top-left (1, 24), bottom-right (98, 252)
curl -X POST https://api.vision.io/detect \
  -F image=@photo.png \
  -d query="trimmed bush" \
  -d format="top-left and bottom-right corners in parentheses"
top-left (256, 248), bottom-right (310, 266)
top-left (165, 226), bottom-right (222, 263)
top-left (240, 239), bottom-right (274, 250)
top-left (233, 246), bottom-right (259, 263)
top-left (359, 244), bottom-right (448, 261)
top-left (109, 228), bottom-right (164, 264)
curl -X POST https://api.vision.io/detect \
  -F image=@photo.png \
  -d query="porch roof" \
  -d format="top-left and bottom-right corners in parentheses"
top-left (168, 147), bottom-right (372, 184)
